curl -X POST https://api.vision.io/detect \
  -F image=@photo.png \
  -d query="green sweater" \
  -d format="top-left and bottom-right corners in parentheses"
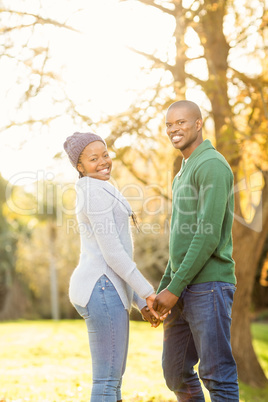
top-left (158, 139), bottom-right (236, 297)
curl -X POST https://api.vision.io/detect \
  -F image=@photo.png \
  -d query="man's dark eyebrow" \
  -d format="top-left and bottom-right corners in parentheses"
top-left (166, 119), bottom-right (185, 124)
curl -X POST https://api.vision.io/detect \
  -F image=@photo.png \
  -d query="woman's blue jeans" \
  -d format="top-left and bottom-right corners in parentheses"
top-left (162, 282), bottom-right (239, 401)
top-left (74, 275), bottom-right (129, 402)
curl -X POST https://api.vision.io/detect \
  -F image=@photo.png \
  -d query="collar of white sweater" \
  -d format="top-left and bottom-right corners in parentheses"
top-left (76, 176), bottom-right (133, 216)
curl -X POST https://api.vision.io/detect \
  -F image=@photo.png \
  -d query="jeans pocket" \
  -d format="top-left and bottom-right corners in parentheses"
top-left (221, 286), bottom-right (236, 318)
top-left (73, 303), bottom-right (90, 319)
top-left (186, 284), bottom-right (214, 294)
top-left (184, 285), bottom-right (214, 320)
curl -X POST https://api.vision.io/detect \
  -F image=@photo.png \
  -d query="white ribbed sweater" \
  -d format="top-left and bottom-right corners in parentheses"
top-left (69, 176), bottom-right (154, 312)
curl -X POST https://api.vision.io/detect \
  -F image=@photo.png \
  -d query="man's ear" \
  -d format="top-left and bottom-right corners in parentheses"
top-left (196, 118), bottom-right (203, 131)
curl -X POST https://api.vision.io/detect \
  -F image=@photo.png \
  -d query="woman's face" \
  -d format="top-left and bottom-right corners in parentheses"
top-left (77, 141), bottom-right (112, 181)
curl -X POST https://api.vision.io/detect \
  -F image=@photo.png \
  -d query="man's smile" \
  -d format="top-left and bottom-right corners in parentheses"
top-left (171, 134), bottom-right (184, 143)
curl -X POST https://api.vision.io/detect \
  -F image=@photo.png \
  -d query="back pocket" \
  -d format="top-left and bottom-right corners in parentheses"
top-left (221, 286), bottom-right (236, 318)
top-left (73, 303), bottom-right (90, 319)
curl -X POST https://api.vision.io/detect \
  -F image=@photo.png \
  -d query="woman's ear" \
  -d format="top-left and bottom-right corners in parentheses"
top-left (77, 162), bottom-right (83, 175)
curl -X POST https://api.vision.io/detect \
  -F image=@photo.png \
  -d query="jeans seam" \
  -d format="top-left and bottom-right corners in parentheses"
top-left (181, 331), bottom-right (195, 399)
top-left (215, 286), bottom-right (230, 399)
top-left (221, 287), bottom-right (235, 319)
top-left (101, 282), bottom-right (116, 401)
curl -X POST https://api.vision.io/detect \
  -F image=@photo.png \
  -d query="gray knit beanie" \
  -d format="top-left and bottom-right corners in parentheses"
top-left (63, 132), bottom-right (106, 169)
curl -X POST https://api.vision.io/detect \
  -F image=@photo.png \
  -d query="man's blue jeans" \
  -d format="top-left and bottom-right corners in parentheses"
top-left (74, 275), bottom-right (129, 402)
top-left (162, 282), bottom-right (239, 401)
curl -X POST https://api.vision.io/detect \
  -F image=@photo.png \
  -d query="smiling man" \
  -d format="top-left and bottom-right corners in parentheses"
top-left (166, 100), bottom-right (203, 157)
top-left (153, 100), bottom-right (239, 401)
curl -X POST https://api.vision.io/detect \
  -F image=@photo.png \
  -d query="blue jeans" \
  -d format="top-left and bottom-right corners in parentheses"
top-left (162, 282), bottom-right (239, 401)
top-left (74, 275), bottom-right (129, 402)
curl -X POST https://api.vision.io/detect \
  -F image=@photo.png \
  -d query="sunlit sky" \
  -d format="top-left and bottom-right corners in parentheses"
top-left (0, 0), bottom-right (265, 185)
top-left (0, 0), bottom-right (174, 184)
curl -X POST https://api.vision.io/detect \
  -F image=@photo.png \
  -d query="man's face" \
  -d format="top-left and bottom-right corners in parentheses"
top-left (165, 106), bottom-right (202, 157)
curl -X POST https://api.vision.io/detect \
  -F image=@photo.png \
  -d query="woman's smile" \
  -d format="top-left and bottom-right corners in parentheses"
top-left (77, 141), bottom-right (112, 181)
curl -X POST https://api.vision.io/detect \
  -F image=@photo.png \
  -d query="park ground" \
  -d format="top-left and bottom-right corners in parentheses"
top-left (0, 320), bottom-right (267, 402)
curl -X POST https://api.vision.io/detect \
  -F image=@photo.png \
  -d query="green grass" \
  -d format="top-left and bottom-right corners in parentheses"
top-left (0, 320), bottom-right (267, 401)
top-left (238, 323), bottom-right (268, 402)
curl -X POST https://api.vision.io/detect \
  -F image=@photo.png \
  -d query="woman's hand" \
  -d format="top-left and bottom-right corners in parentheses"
top-left (146, 293), bottom-right (159, 319)
top-left (141, 306), bottom-right (161, 328)
top-left (146, 293), bottom-right (169, 321)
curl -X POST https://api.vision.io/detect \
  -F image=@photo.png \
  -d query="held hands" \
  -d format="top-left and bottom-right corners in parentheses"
top-left (141, 306), bottom-right (161, 328)
top-left (145, 293), bottom-right (160, 327)
top-left (143, 293), bottom-right (169, 328)
top-left (153, 288), bottom-right (179, 317)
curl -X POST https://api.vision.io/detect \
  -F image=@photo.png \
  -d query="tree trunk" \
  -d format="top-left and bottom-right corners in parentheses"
top-left (48, 221), bottom-right (60, 320)
top-left (231, 171), bottom-right (268, 387)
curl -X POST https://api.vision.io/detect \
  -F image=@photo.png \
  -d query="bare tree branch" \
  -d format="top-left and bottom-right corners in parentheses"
top-left (120, 0), bottom-right (176, 16)
top-left (0, 9), bottom-right (80, 32)
top-left (0, 116), bottom-right (62, 133)
top-left (127, 46), bottom-right (177, 75)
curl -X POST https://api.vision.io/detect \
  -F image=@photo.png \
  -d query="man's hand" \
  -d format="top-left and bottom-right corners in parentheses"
top-left (153, 289), bottom-right (179, 316)
top-left (141, 306), bottom-right (161, 328)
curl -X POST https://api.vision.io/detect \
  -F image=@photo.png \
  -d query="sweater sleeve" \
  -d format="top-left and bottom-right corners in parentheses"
top-left (157, 259), bottom-right (172, 294)
top-left (81, 184), bottom-right (154, 300)
top-left (167, 159), bottom-right (233, 297)
top-left (132, 292), bottom-right (147, 310)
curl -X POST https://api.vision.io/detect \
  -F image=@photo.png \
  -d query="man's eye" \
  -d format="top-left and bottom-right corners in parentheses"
top-left (104, 154), bottom-right (109, 158)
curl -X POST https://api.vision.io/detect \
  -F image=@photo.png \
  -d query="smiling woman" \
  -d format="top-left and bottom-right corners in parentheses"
top-left (63, 131), bottom-right (160, 401)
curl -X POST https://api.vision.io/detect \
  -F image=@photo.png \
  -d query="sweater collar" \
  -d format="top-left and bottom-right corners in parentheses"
top-left (177, 139), bottom-right (214, 178)
top-left (77, 176), bottom-right (109, 187)
top-left (76, 176), bottom-right (133, 216)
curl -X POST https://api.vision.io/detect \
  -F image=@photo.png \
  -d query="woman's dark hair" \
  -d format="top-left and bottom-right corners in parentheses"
top-left (77, 152), bottom-right (84, 178)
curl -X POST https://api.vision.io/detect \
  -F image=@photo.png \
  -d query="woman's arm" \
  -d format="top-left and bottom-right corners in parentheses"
top-left (80, 183), bottom-right (154, 300)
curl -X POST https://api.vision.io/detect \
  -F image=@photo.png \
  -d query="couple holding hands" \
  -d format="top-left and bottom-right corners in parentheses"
top-left (64, 100), bottom-right (239, 402)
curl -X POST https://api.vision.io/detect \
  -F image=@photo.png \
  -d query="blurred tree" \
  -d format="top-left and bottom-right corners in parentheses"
top-left (35, 181), bottom-right (60, 320)
top-left (5, 179), bottom-right (80, 319)
top-left (108, 0), bottom-right (268, 387)
top-left (0, 174), bottom-right (17, 313)
top-left (252, 235), bottom-right (268, 311)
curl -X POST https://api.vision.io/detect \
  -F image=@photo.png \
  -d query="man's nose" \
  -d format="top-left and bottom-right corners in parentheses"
top-left (170, 123), bottom-right (179, 132)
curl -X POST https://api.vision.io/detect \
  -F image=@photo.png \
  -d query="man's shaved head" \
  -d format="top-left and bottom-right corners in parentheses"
top-left (168, 100), bottom-right (202, 121)
top-left (165, 100), bottom-right (203, 158)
